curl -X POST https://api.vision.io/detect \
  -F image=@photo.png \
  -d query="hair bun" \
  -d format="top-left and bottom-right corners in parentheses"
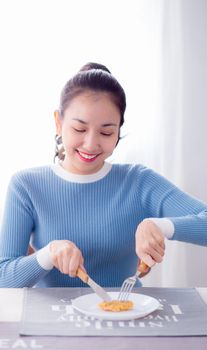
top-left (79, 62), bottom-right (111, 74)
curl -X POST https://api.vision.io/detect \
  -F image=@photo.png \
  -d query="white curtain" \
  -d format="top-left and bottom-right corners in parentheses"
top-left (141, 0), bottom-right (207, 287)
top-left (113, 0), bottom-right (207, 287)
top-left (0, 0), bottom-right (207, 287)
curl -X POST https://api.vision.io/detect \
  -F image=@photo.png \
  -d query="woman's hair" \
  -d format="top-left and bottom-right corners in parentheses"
top-left (55, 62), bottom-right (126, 161)
top-left (59, 62), bottom-right (126, 125)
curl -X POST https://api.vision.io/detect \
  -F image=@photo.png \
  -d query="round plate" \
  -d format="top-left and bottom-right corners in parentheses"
top-left (72, 291), bottom-right (160, 321)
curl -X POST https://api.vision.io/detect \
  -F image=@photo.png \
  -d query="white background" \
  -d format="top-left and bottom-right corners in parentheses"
top-left (0, 0), bottom-right (207, 287)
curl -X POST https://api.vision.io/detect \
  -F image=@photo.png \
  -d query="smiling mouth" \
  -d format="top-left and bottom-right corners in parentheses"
top-left (77, 150), bottom-right (100, 162)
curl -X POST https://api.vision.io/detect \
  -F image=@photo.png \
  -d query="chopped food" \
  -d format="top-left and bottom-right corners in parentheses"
top-left (99, 300), bottom-right (134, 312)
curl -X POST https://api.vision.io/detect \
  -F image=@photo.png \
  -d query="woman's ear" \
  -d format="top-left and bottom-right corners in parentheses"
top-left (54, 110), bottom-right (62, 134)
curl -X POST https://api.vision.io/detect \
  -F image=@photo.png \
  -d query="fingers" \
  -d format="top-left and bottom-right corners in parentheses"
top-left (136, 220), bottom-right (165, 266)
top-left (49, 240), bottom-right (85, 277)
top-left (140, 231), bottom-right (165, 258)
top-left (140, 254), bottom-right (155, 268)
top-left (79, 263), bottom-right (87, 273)
top-left (151, 229), bottom-right (165, 250)
top-left (69, 253), bottom-right (84, 277)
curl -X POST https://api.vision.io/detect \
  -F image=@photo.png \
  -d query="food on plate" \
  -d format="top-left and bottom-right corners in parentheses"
top-left (99, 300), bottom-right (134, 312)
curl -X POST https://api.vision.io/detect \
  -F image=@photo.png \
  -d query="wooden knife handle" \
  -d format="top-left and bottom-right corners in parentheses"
top-left (77, 268), bottom-right (89, 283)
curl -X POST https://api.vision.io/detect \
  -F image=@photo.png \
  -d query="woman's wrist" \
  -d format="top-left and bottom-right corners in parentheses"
top-left (143, 218), bottom-right (175, 239)
top-left (36, 243), bottom-right (54, 270)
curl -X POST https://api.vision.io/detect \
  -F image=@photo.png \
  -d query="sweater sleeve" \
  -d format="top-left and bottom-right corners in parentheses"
top-left (139, 166), bottom-right (207, 246)
top-left (0, 173), bottom-right (52, 287)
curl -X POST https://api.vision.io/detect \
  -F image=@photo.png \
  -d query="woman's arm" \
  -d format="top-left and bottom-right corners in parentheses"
top-left (136, 167), bottom-right (207, 264)
top-left (0, 174), bottom-right (51, 287)
top-left (0, 173), bottom-right (85, 287)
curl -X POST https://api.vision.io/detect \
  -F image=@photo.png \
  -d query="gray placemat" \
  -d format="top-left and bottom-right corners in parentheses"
top-left (19, 287), bottom-right (207, 336)
top-left (1, 322), bottom-right (207, 350)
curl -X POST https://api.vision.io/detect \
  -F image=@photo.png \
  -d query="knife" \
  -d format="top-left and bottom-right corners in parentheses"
top-left (77, 268), bottom-right (112, 301)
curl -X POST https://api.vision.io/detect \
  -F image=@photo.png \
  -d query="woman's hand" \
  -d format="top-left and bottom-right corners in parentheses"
top-left (135, 220), bottom-right (165, 267)
top-left (49, 240), bottom-right (85, 277)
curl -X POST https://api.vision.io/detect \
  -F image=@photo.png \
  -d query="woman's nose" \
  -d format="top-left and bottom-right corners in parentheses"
top-left (83, 132), bottom-right (99, 150)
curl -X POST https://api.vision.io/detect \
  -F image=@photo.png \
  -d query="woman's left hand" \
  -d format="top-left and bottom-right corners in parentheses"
top-left (135, 219), bottom-right (165, 267)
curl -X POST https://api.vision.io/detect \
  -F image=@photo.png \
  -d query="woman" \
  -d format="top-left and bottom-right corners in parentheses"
top-left (0, 62), bottom-right (207, 288)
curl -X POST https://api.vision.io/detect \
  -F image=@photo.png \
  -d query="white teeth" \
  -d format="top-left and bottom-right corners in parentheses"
top-left (79, 152), bottom-right (97, 159)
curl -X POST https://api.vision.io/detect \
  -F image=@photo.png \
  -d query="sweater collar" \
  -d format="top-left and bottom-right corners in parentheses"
top-left (50, 162), bottom-right (112, 183)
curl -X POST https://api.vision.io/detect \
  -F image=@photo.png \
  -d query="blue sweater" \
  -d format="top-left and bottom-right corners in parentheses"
top-left (0, 162), bottom-right (207, 288)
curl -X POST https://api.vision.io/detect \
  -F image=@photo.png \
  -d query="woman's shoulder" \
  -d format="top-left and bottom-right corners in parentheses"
top-left (10, 165), bottom-right (53, 184)
top-left (111, 162), bottom-right (147, 175)
top-left (111, 162), bottom-right (168, 184)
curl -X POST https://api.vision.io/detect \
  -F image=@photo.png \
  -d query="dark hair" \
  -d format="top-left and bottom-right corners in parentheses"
top-left (59, 62), bottom-right (126, 127)
top-left (54, 63), bottom-right (126, 162)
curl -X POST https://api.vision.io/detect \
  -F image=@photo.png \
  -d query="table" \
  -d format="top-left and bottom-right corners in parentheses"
top-left (0, 288), bottom-right (207, 350)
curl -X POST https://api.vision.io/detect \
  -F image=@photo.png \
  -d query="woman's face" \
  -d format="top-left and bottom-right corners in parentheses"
top-left (55, 91), bottom-right (121, 174)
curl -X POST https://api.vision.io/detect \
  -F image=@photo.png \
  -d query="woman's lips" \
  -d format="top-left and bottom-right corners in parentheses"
top-left (77, 150), bottom-right (100, 162)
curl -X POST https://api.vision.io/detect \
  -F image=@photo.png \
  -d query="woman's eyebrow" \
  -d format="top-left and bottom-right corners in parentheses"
top-left (72, 118), bottom-right (87, 124)
top-left (102, 123), bottom-right (117, 127)
top-left (72, 118), bottom-right (118, 127)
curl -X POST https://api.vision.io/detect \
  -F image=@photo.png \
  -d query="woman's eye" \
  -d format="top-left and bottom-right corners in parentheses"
top-left (74, 128), bottom-right (85, 133)
top-left (101, 132), bottom-right (113, 136)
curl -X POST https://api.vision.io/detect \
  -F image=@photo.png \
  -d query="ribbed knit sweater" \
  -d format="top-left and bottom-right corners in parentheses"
top-left (1, 162), bottom-right (207, 288)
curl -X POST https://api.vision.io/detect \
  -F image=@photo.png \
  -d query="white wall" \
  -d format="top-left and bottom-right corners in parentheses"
top-left (0, 0), bottom-right (163, 213)
top-left (143, 0), bottom-right (207, 287)
top-left (1, 0), bottom-right (207, 287)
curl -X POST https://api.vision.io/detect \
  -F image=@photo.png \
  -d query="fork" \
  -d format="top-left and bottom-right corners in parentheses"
top-left (117, 261), bottom-right (150, 301)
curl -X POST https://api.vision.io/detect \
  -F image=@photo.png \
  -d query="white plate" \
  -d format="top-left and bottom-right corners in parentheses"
top-left (72, 292), bottom-right (160, 321)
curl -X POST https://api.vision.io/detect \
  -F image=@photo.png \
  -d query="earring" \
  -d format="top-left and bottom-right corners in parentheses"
top-left (54, 134), bottom-right (65, 163)
top-left (55, 134), bottom-right (62, 145)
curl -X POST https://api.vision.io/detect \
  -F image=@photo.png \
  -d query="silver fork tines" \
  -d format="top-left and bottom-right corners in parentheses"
top-left (117, 272), bottom-right (139, 301)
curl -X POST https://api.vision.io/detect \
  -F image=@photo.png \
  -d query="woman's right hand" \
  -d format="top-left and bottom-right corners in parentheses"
top-left (49, 240), bottom-right (85, 277)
